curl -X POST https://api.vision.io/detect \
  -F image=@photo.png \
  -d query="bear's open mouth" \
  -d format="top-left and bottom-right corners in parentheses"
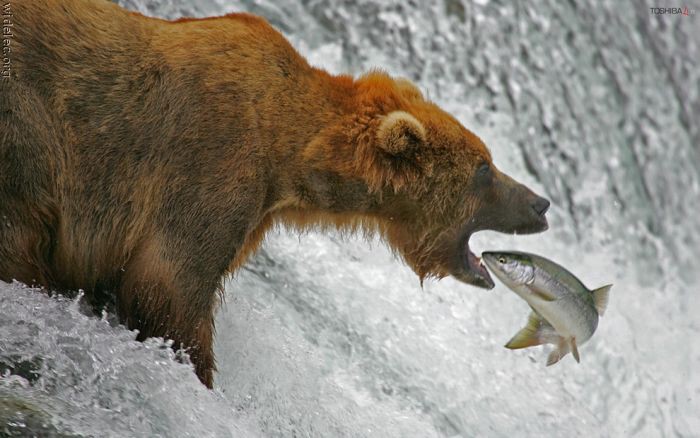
top-left (461, 233), bottom-right (495, 289)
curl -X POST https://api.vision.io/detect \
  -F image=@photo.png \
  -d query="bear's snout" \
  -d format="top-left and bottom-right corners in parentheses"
top-left (531, 196), bottom-right (550, 217)
top-left (469, 171), bottom-right (551, 236)
top-left (508, 185), bottom-right (550, 234)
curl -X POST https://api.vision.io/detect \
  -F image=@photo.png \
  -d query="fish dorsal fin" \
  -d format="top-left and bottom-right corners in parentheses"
top-left (591, 284), bottom-right (612, 316)
top-left (569, 338), bottom-right (580, 363)
top-left (505, 312), bottom-right (552, 349)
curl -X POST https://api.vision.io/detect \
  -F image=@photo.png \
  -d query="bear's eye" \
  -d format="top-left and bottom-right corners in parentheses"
top-left (475, 163), bottom-right (491, 181)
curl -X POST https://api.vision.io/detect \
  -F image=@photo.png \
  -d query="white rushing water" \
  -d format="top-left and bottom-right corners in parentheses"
top-left (2, 1), bottom-right (699, 437)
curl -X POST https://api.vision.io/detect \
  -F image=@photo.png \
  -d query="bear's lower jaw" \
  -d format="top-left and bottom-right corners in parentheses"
top-left (452, 265), bottom-right (495, 289)
top-left (466, 251), bottom-right (493, 287)
top-left (452, 234), bottom-right (495, 289)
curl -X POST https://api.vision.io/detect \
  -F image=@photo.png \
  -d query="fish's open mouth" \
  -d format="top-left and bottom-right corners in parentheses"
top-left (459, 232), bottom-right (495, 289)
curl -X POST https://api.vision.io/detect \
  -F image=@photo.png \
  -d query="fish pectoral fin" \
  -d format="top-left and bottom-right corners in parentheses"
top-left (592, 284), bottom-right (612, 316)
top-left (505, 312), bottom-right (550, 349)
top-left (569, 338), bottom-right (580, 363)
top-left (531, 287), bottom-right (557, 302)
top-left (546, 338), bottom-right (570, 366)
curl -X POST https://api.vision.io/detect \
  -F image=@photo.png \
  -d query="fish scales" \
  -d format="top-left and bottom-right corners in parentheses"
top-left (482, 251), bottom-right (612, 366)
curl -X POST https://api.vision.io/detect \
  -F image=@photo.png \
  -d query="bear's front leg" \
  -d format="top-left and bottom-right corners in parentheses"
top-left (117, 242), bottom-right (220, 388)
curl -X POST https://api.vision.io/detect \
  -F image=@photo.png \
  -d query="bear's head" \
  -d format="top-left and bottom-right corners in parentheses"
top-left (295, 72), bottom-right (549, 289)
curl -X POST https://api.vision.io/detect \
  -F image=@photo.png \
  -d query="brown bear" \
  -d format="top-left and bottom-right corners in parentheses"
top-left (0, 0), bottom-right (549, 388)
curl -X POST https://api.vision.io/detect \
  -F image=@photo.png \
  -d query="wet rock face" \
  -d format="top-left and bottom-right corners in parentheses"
top-left (0, 393), bottom-right (96, 438)
top-left (0, 355), bottom-right (43, 384)
top-left (0, 395), bottom-right (77, 438)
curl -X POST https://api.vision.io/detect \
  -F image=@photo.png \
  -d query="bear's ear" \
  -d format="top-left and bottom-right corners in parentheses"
top-left (362, 111), bottom-right (427, 193)
top-left (394, 78), bottom-right (424, 101)
top-left (376, 111), bottom-right (426, 156)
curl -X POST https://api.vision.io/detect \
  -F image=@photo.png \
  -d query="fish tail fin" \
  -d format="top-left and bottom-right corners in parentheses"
top-left (546, 338), bottom-right (570, 366)
top-left (592, 284), bottom-right (612, 316)
top-left (505, 312), bottom-right (552, 349)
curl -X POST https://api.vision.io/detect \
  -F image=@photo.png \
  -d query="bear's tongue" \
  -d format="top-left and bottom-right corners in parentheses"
top-left (465, 241), bottom-right (494, 287)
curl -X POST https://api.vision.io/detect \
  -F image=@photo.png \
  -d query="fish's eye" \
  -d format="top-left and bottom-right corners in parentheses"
top-left (498, 256), bottom-right (507, 264)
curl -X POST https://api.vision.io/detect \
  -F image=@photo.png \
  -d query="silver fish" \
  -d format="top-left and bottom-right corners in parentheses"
top-left (482, 251), bottom-right (612, 365)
